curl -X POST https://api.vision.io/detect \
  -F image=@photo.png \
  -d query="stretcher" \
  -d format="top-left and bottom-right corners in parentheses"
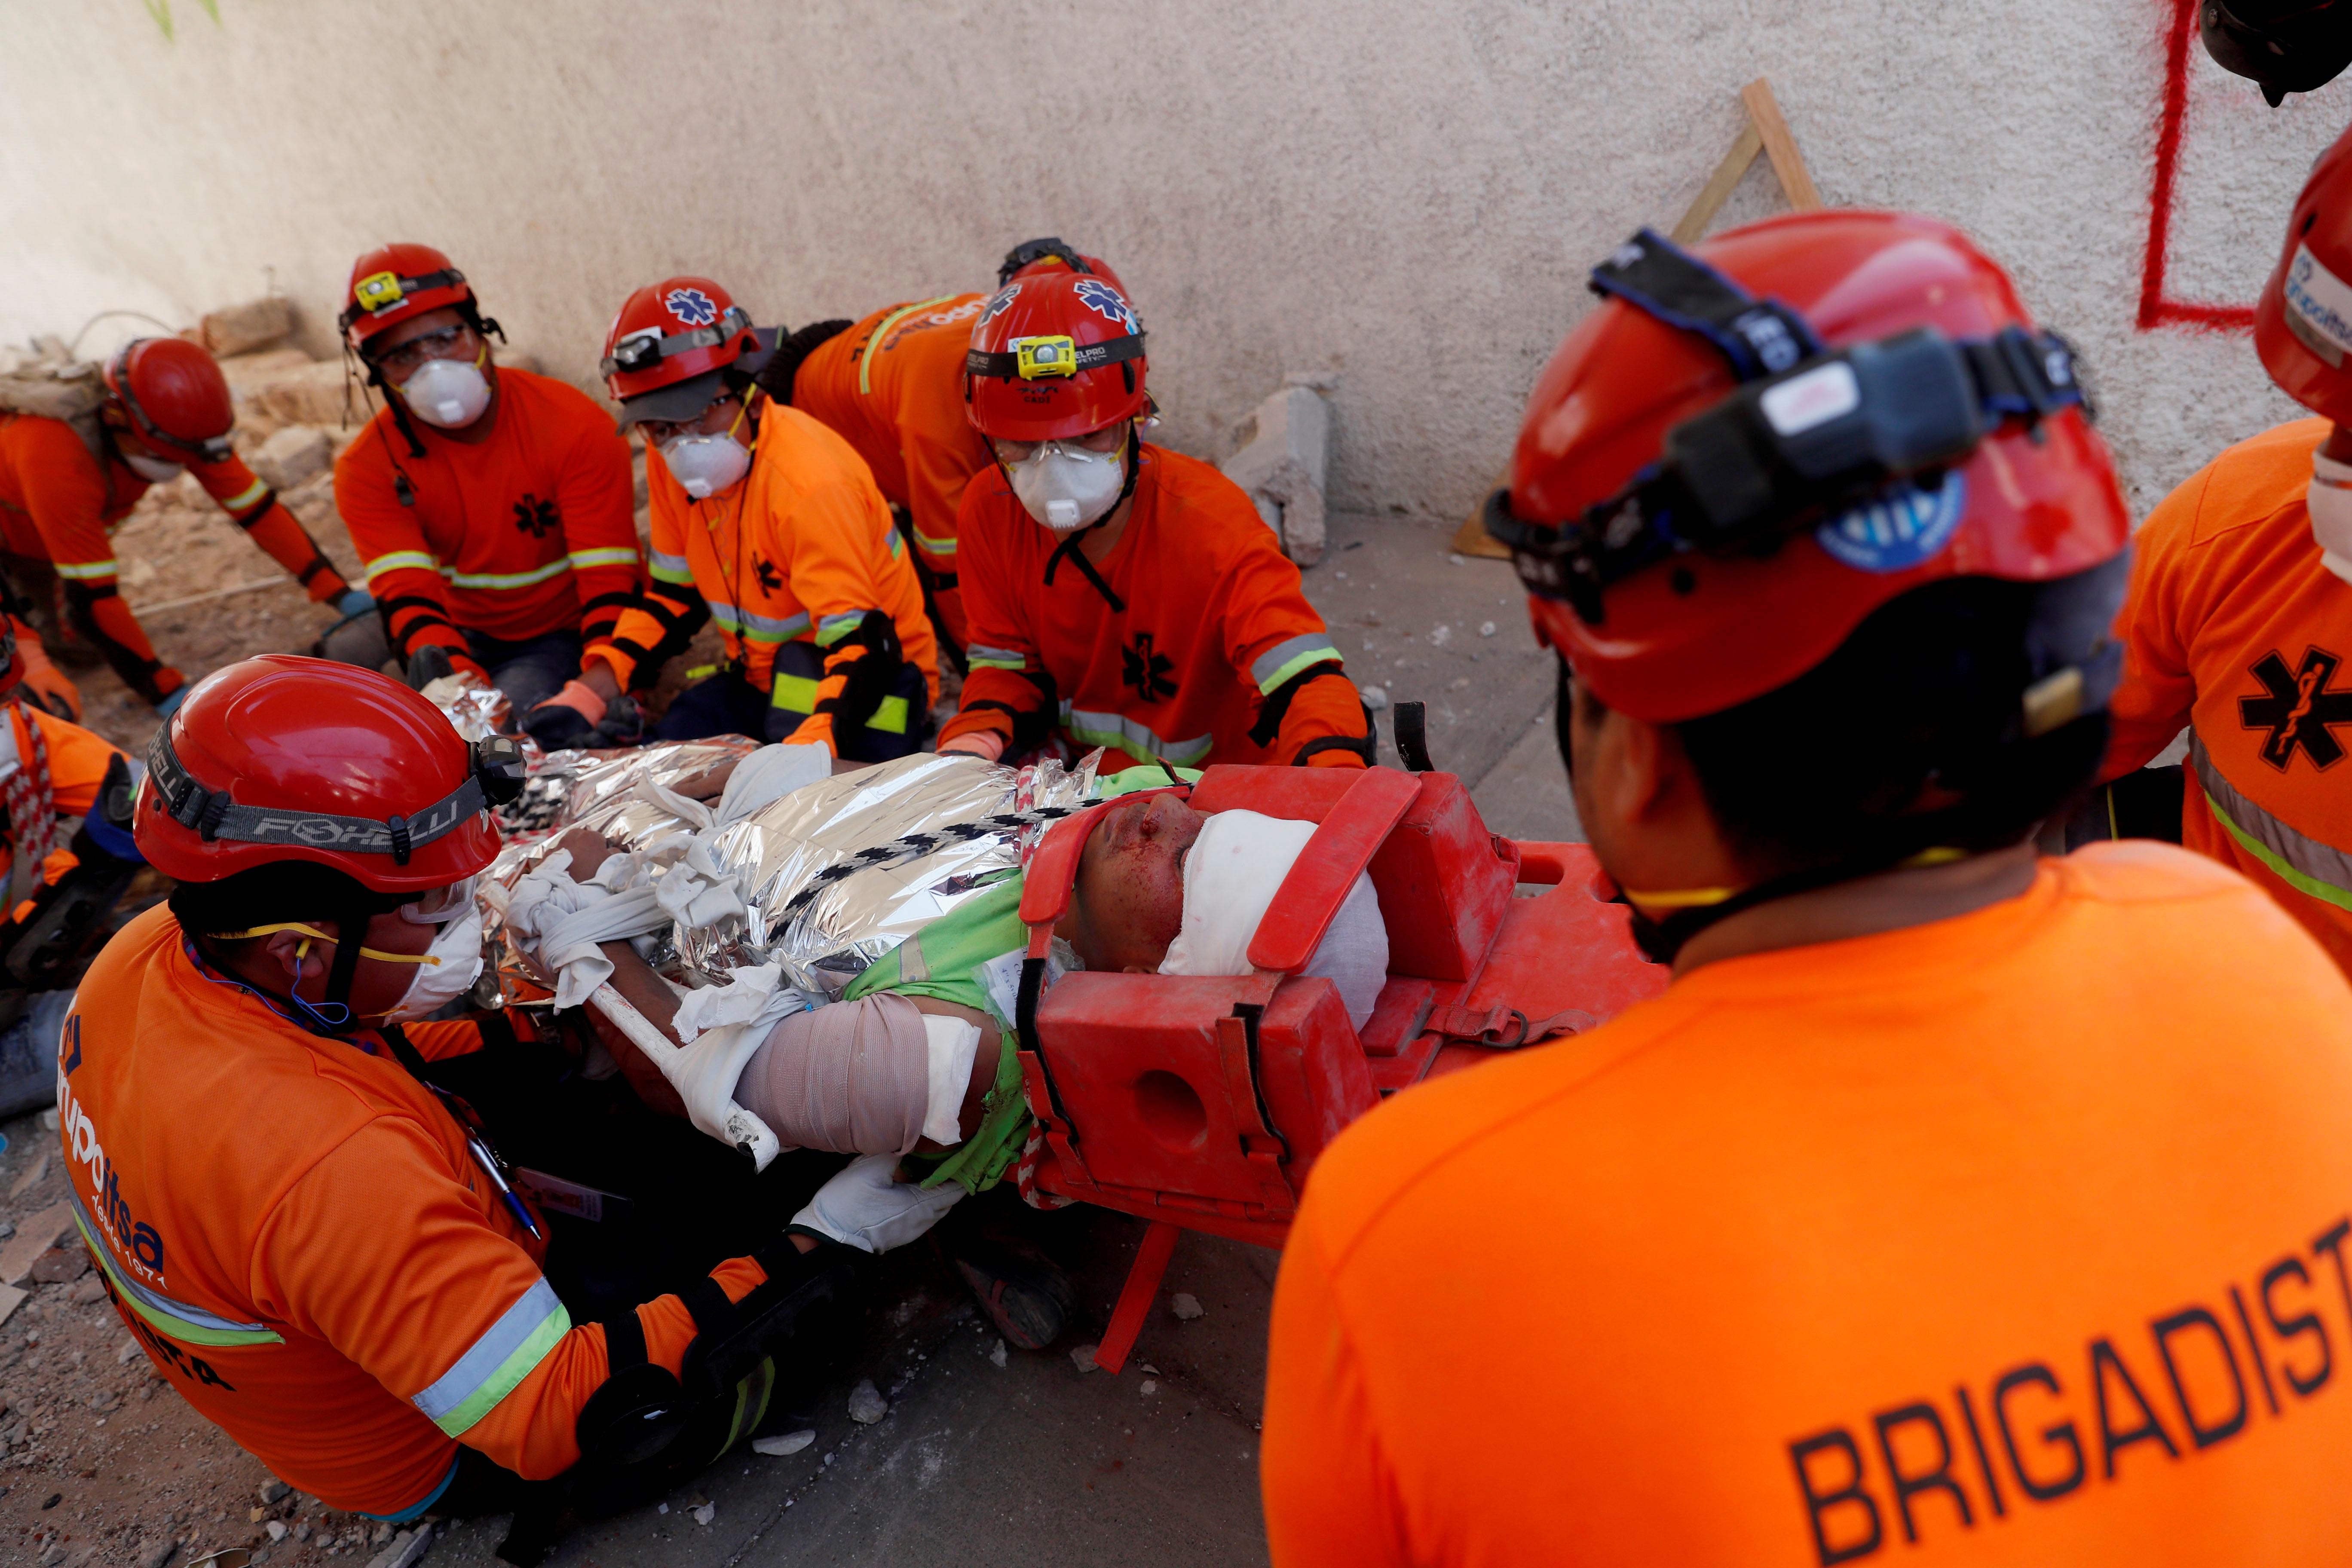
top-left (1012, 762), bottom-right (1666, 1371)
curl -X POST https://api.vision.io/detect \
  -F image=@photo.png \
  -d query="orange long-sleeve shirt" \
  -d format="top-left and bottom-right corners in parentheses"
top-left (2104, 416), bottom-right (2352, 977)
top-left (0, 413), bottom-right (350, 704)
top-left (940, 445), bottom-right (1368, 770)
top-left (1264, 845), bottom-right (2352, 1566)
top-left (791, 294), bottom-right (995, 647)
top-left (60, 906), bottom-right (767, 1518)
top-left (594, 398), bottom-right (937, 754)
top-left (334, 368), bottom-right (643, 671)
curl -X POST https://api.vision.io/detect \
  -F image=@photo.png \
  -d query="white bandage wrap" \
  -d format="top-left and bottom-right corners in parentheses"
top-left (593, 965), bottom-right (814, 1171)
top-left (921, 1014), bottom-right (983, 1147)
top-left (1158, 809), bottom-right (1390, 1028)
top-left (790, 1151), bottom-right (967, 1255)
top-left (493, 849), bottom-right (669, 1009)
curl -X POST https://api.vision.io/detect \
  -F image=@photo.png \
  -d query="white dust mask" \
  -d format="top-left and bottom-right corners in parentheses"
top-left (380, 906), bottom-right (486, 1022)
top-left (119, 448), bottom-right (184, 484)
top-left (398, 355), bottom-right (493, 429)
top-left (1009, 438), bottom-right (1125, 534)
top-left (2309, 451), bottom-right (2352, 586)
top-left (662, 406), bottom-right (753, 500)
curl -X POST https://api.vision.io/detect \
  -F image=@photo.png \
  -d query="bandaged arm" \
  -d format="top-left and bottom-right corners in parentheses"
top-left (594, 943), bottom-right (1000, 1157)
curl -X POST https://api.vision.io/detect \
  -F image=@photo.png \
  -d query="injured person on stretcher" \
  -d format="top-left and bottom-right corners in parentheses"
top-left (498, 749), bottom-right (1385, 1344)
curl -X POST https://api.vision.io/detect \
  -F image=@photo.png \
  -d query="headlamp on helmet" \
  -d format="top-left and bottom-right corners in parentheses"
top-left (1015, 336), bottom-right (1080, 380)
top-left (352, 271), bottom-right (407, 314)
top-left (1485, 229), bottom-right (2091, 625)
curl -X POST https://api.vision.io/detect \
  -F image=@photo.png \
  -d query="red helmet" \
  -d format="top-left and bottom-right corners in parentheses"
top-left (600, 277), bottom-right (773, 429)
top-left (340, 243), bottom-right (479, 354)
top-left (997, 237), bottom-right (1135, 307)
top-left (102, 338), bottom-right (234, 465)
top-left (1487, 212), bottom-right (2130, 725)
top-left (2257, 118), bottom-right (2352, 423)
top-left (136, 655), bottom-right (517, 894)
top-left (964, 271), bottom-right (1149, 443)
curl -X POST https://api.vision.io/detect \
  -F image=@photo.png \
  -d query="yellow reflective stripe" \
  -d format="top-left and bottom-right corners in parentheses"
top-left (53, 559), bottom-right (119, 581)
top-left (566, 547), bottom-right (641, 571)
top-left (870, 695), bottom-right (910, 735)
top-left (70, 1198), bottom-right (282, 1348)
top-left (443, 559), bottom-right (570, 591)
top-left (967, 642), bottom-right (1029, 671)
top-left (412, 1280), bottom-right (570, 1437)
top-left (364, 551), bottom-right (442, 585)
top-left (860, 297), bottom-right (959, 395)
top-left (771, 674), bottom-right (820, 714)
top-left (815, 611), bottom-right (872, 648)
top-left (220, 478), bottom-right (270, 512)
top-left (1255, 645), bottom-right (1344, 695)
top-left (912, 529), bottom-right (957, 557)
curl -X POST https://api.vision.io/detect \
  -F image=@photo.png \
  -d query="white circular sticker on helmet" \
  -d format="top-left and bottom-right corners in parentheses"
top-left (1813, 471), bottom-right (1967, 573)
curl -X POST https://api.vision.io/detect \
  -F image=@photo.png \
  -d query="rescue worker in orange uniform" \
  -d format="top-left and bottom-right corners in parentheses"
top-left (330, 245), bottom-right (646, 744)
top-left (65, 657), bottom-right (859, 1560)
top-left (0, 607), bottom-right (144, 1120)
top-left (2102, 122), bottom-right (2352, 979)
top-left (755, 237), bottom-right (1134, 658)
top-left (571, 277), bottom-right (937, 757)
top-left (935, 271), bottom-right (1370, 772)
top-left (0, 337), bottom-right (361, 717)
top-left (1261, 216), bottom-right (2352, 1564)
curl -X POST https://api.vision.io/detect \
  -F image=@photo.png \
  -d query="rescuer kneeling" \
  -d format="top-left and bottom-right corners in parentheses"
top-left (1260, 215), bottom-right (2352, 1563)
top-left (62, 657), bottom-right (858, 1564)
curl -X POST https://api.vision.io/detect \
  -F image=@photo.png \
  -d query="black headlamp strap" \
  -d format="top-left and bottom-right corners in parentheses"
top-left (600, 308), bottom-right (756, 379)
top-left (146, 725), bottom-right (507, 863)
top-left (337, 268), bottom-right (467, 335)
top-left (965, 332), bottom-right (1146, 382)
top-left (1590, 229), bottom-right (1825, 381)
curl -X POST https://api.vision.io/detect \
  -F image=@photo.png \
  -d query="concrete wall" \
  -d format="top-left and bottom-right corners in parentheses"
top-left (1, 0), bottom-right (2345, 520)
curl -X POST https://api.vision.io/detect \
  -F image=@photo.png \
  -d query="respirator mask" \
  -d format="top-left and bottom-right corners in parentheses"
top-left (118, 448), bottom-right (185, 484)
top-left (662, 403), bottom-right (753, 500)
top-left (1008, 436), bottom-right (1127, 533)
top-left (398, 353), bottom-right (494, 429)
top-left (2309, 451), bottom-right (2352, 585)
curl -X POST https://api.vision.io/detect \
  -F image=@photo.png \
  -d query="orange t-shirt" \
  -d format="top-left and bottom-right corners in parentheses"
top-left (0, 413), bottom-right (350, 701)
top-left (60, 906), bottom-right (761, 1516)
top-left (793, 294), bottom-right (995, 646)
top-left (940, 445), bottom-right (1368, 769)
top-left (1263, 845), bottom-right (2352, 1566)
top-left (2105, 416), bottom-right (2352, 977)
top-left (334, 367), bottom-right (643, 665)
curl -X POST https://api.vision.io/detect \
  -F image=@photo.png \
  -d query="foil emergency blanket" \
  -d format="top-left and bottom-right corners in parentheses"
top-left (680, 750), bottom-right (1099, 995)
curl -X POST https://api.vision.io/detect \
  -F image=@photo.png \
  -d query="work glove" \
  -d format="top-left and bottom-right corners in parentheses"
top-left (406, 644), bottom-right (489, 691)
top-left (788, 1151), bottom-right (966, 1254)
top-left (12, 636), bottom-right (80, 723)
top-left (522, 680), bottom-right (643, 750)
top-left (333, 587), bottom-right (377, 619)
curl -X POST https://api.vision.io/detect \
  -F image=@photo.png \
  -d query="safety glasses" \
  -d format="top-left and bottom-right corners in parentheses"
top-left (399, 876), bottom-right (479, 925)
top-left (375, 322), bottom-right (479, 378)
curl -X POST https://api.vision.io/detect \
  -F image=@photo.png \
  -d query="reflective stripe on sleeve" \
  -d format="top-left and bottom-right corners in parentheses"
top-left (1250, 634), bottom-right (1343, 695)
top-left (364, 551), bottom-right (443, 585)
top-left (411, 1277), bottom-right (571, 1437)
top-left (566, 547), bottom-right (641, 572)
top-left (219, 478), bottom-right (270, 513)
top-left (650, 551), bottom-right (694, 584)
top-left (2191, 731), bottom-right (2352, 910)
top-left (966, 643), bottom-right (1029, 671)
top-left (69, 1190), bottom-right (282, 1348)
top-left (772, 673), bottom-right (820, 714)
top-left (709, 600), bottom-right (811, 641)
top-left (1060, 703), bottom-right (1214, 766)
top-left (53, 559), bottom-right (120, 582)
top-left (815, 611), bottom-right (873, 648)
top-left (444, 559), bottom-right (571, 591)
top-left (912, 529), bottom-right (957, 557)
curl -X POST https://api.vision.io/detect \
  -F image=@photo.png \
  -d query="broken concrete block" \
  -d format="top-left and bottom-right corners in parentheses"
top-left (0, 1203), bottom-right (72, 1284)
top-left (1170, 1292), bottom-right (1205, 1320)
top-left (847, 1378), bottom-right (887, 1424)
top-left (29, 1246), bottom-right (88, 1285)
top-left (254, 361), bottom-right (358, 429)
top-left (251, 426), bottom-right (333, 493)
top-left (201, 298), bottom-right (294, 360)
top-left (1219, 384), bottom-right (1332, 567)
top-left (216, 347), bottom-right (315, 404)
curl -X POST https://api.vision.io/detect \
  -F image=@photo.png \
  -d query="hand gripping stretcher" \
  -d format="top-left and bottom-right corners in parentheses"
top-left (1012, 761), bottom-right (1666, 1372)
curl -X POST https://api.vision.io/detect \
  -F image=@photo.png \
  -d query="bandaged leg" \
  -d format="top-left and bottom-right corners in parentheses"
top-left (791, 1151), bottom-right (967, 1254)
top-left (734, 994), bottom-right (983, 1156)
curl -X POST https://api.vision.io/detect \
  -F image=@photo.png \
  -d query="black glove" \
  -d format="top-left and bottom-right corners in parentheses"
top-left (406, 644), bottom-right (456, 690)
top-left (520, 698), bottom-right (597, 751)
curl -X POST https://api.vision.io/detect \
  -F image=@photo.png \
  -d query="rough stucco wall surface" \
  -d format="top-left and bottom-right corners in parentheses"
top-left (0, 1), bottom-right (2345, 520)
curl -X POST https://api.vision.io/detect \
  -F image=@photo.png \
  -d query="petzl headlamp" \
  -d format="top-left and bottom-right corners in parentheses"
top-left (1484, 229), bottom-right (2091, 625)
top-left (1014, 336), bottom-right (1079, 379)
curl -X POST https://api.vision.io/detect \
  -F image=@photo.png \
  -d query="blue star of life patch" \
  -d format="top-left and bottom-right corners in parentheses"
top-left (665, 287), bottom-right (719, 328)
top-left (979, 285), bottom-right (1020, 325)
top-left (1072, 279), bottom-right (1138, 333)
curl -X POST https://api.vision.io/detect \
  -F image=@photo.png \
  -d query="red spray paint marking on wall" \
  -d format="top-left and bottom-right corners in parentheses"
top-left (2140, 0), bottom-right (2259, 332)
